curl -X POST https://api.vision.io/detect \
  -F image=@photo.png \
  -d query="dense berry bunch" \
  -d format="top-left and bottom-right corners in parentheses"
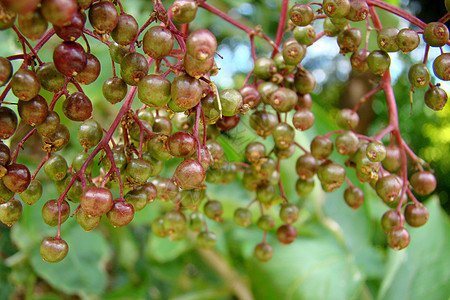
top-left (0, 0), bottom-right (447, 264)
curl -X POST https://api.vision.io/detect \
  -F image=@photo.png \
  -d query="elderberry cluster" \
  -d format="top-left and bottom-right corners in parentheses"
top-left (0, 0), bottom-right (448, 264)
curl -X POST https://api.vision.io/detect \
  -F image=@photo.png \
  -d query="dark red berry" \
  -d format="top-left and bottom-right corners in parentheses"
top-left (174, 159), bottom-right (205, 190)
top-left (276, 224), bottom-right (297, 245)
top-left (62, 92), bottom-right (92, 121)
top-left (107, 200), bottom-right (135, 227)
top-left (53, 41), bottom-right (87, 76)
top-left (80, 186), bottom-right (114, 216)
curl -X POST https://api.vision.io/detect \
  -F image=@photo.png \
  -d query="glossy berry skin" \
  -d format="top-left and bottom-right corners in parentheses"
top-left (350, 49), bottom-right (369, 72)
top-left (76, 207), bottom-right (101, 231)
top-left (433, 53), bottom-right (450, 81)
top-left (0, 106), bottom-right (18, 139)
top-left (77, 119), bottom-right (102, 149)
top-left (36, 62), bottom-right (65, 92)
top-left (197, 231), bottom-right (217, 249)
top-left (88, 1), bottom-right (119, 34)
top-left (11, 69), bottom-right (40, 101)
top-left (166, 131), bottom-right (196, 158)
top-left (396, 28), bottom-right (420, 53)
top-left (107, 200), bottom-right (135, 227)
top-left (53, 11), bottom-right (85, 41)
top-left (3, 163), bottom-right (31, 193)
top-left (171, 74), bottom-right (202, 110)
top-left (310, 135), bottom-right (333, 160)
top-left (410, 171), bottom-right (436, 196)
top-left (109, 42), bottom-right (130, 64)
top-left (163, 210), bottom-right (187, 234)
top-left (42, 123), bottom-right (71, 152)
top-left (382, 144), bottom-right (401, 172)
top-left (41, 0), bottom-right (77, 26)
top-left (367, 50), bottom-right (390, 76)
top-left (289, 3), bottom-right (314, 26)
top-left (239, 85), bottom-right (261, 109)
top-left (317, 161), bottom-right (346, 192)
top-left (282, 38), bottom-right (306, 65)
top-left (17, 8), bottom-right (48, 40)
top-left (111, 13), bottom-right (138, 46)
top-left (254, 243), bottom-right (273, 262)
top-left (335, 131), bottom-right (359, 156)
top-left (143, 26), bottom-right (174, 59)
top-left (279, 203), bottom-right (299, 224)
top-left (253, 57), bottom-right (276, 80)
top-left (376, 175), bottom-right (402, 204)
top-left (408, 64), bottom-right (431, 88)
top-left (103, 77), bottom-right (128, 104)
top-left (126, 159), bottom-right (152, 184)
top-left (337, 28), bottom-right (361, 54)
top-left (120, 52), bottom-right (149, 86)
top-left (18, 96), bottom-right (48, 126)
top-left (293, 24), bottom-right (316, 45)
top-left (424, 86), bottom-right (447, 111)
top-left (171, 0), bottom-right (198, 23)
top-left (186, 29), bottom-right (217, 61)
top-left (0, 56), bottom-right (12, 87)
top-left (36, 111), bottom-right (60, 137)
top-left (387, 226), bottom-right (410, 250)
top-left (43, 154), bottom-right (68, 181)
top-left (19, 179), bottom-right (42, 205)
top-left (216, 114), bottom-right (240, 131)
top-left (269, 87), bottom-right (297, 113)
top-left (346, 0), bottom-right (369, 22)
top-left (423, 22), bottom-right (449, 47)
top-left (344, 186), bottom-right (364, 210)
top-left (41, 199), bottom-right (70, 227)
top-left (53, 42), bottom-right (87, 76)
top-left (63, 92), bottom-right (92, 121)
top-left (174, 159), bottom-right (205, 190)
top-left (404, 203), bottom-right (429, 227)
top-left (80, 186), bottom-right (114, 217)
top-left (276, 224), bottom-right (297, 245)
top-left (366, 141), bottom-right (386, 162)
top-left (233, 207), bottom-right (252, 227)
top-left (257, 215), bottom-right (275, 231)
top-left (377, 27), bottom-right (400, 52)
top-left (0, 198), bottom-right (22, 226)
top-left (381, 210), bottom-right (404, 233)
top-left (75, 53), bottom-right (101, 85)
top-left (294, 69), bottom-right (316, 95)
top-left (336, 108), bottom-right (359, 129)
top-left (40, 237), bottom-right (68, 263)
top-left (204, 200), bottom-right (223, 223)
top-left (245, 142), bottom-right (266, 164)
top-left (295, 154), bottom-right (318, 179)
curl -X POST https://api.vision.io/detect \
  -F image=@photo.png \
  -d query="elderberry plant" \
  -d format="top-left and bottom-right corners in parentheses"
top-left (0, 0), bottom-right (448, 265)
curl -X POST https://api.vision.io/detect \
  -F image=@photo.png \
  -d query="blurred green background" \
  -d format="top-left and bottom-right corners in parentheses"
top-left (0, 0), bottom-right (449, 299)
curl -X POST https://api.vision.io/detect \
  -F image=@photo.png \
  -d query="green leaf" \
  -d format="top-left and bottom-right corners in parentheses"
top-left (145, 234), bottom-right (192, 263)
top-left (29, 225), bottom-right (112, 298)
top-left (247, 227), bottom-right (364, 300)
top-left (377, 197), bottom-right (450, 300)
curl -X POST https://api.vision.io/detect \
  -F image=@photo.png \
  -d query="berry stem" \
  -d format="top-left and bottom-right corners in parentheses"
top-left (193, 103), bottom-right (202, 163)
top-left (31, 153), bottom-right (50, 180)
top-left (11, 128), bottom-right (37, 164)
top-left (367, 0), bottom-right (426, 29)
top-left (199, 2), bottom-right (278, 52)
top-left (373, 124), bottom-right (394, 141)
top-left (272, 0), bottom-right (289, 57)
top-left (11, 25), bottom-right (43, 65)
top-left (276, 158), bottom-right (288, 203)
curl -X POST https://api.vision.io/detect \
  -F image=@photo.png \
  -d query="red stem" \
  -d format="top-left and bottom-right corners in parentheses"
top-left (272, 0), bottom-right (289, 57)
